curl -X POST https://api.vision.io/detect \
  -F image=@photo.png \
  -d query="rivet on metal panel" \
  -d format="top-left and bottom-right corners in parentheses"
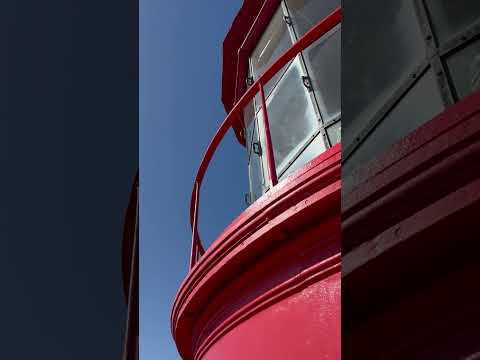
top-left (394, 227), bottom-right (401, 237)
top-left (302, 76), bottom-right (313, 91)
top-left (283, 15), bottom-right (292, 26)
top-left (253, 142), bottom-right (262, 156)
top-left (244, 193), bottom-right (251, 206)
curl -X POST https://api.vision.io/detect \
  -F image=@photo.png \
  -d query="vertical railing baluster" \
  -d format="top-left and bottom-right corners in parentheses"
top-left (190, 182), bottom-right (200, 270)
top-left (122, 182), bottom-right (139, 360)
top-left (258, 82), bottom-right (278, 187)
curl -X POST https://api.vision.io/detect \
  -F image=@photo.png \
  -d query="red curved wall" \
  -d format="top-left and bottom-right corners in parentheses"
top-left (203, 274), bottom-right (340, 360)
top-left (172, 146), bottom-right (341, 360)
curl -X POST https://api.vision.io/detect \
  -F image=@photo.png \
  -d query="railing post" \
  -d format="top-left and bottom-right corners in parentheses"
top-left (190, 182), bottom-right (200, 270)
top-left (259, 82), bottom-right (278, 187)
top-left (122, 184), bottom-right (139, 360)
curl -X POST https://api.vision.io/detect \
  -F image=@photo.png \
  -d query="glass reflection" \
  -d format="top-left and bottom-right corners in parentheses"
top-left (425, 0), bottom-right (480, 45)
top-left (326, 121), bottom-right (341, 146)
top-left (248, 112), bottom-right (267, 201)
top-left (285, 0), bottom-right (339, 37)
top-left (251, 6), bottom-right (293, 81)
top-left (279, 133), bottom-right (326, 180)
top-left (251, 6), bottom-right (294, 111)
top-left (263, 56), bottom-right (319, 174)
top-left (243, 99), bottom-right (256, 157)
top-left (344, 69), bottom-right (445, 177)
top-left (446, 39), bottom-right (480, 100)
top-left (304, 25), bottom-right (341, 122)
top-left (342, 0), bottom-right (426, 155)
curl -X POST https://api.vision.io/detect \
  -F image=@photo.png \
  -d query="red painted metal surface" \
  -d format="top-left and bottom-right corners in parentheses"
top-left (202, 272), bottom-right (341, 360)
top-left (172, 146), bottom-right (341, 360)
top-left (342, 91), bottom-right (480, 358)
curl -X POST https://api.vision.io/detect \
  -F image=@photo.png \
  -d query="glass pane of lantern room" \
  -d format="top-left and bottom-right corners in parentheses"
top-left (279, 132), bottom-right (326, 180)
top-left (261, 56), bottom-right (319, 175)
top-left (342, 0), bottom-right (426, 156)
top-left (285, 0), bottom-right (340, 38)
top-left (425, 0), bottom-right (480, 44)
top-left (326, 120), bottom-right (341, 146)
top-left (248, 112), bottom-right (268, 202)
top-left (243, 99), bottom-right (257, 156)
top-left (249, 150), bottom-right (266, 202)
top-left (446, 38), bottom-right (480, 100)
top-left (243, 97), bottom-right (268, 202)
top-left (250, 5), bottom-right (294, 105)
top-left (304, 25), bottom-right (341, 123)
top-left (343, 68), bottom-right (445, 180)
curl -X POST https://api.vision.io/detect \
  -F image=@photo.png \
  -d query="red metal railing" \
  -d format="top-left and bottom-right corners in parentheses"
top-left (189, 8), bottom-right (342, 270)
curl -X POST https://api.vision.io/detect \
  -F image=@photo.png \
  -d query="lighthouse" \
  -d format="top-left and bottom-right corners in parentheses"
top-left (171, 1), bottom-right (341, 359)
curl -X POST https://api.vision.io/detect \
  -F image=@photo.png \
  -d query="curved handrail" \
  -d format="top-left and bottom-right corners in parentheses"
top-left (189, 8), bottom-right (342, 269)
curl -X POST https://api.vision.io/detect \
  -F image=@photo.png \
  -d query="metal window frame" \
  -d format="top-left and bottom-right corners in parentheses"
top-left (247, 109), bottom-right (268, 202)
top-left (277, 128), bottom-right (324, 180)
top-left (249, 4), bottom-right (294, 110)
top-left (256, 56), bottom-right (325, 177)
top-left (246, 4), bottom-right (292, 197)
top-left (246, 0), bottom-right (341, 199)
top-left (285, 6), bottom-right (342, 125)
top-left (282, 0), bottom-right (328, 128)
top-left (282, 1), bottom-right (343, 150)
top-left (343, 0), bottom-right (480, 164)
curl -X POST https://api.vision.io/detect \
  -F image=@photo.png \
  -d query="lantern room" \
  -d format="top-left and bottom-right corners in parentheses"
top-left (236, 0), bottom-right (341, 204)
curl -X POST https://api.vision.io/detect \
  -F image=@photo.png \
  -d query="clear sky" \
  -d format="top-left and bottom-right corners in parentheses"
top-left (140, 1), bottom-right (246, 359)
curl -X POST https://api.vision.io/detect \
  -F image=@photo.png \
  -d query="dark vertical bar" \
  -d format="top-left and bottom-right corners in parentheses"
top-left (123, 185), bottom-right (139, 360)
top-left (190, 182), bottom-right (200, 269)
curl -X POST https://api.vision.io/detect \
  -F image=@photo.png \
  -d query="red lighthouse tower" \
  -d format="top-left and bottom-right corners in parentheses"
top-left (171, 1), bottom-right (341, 359)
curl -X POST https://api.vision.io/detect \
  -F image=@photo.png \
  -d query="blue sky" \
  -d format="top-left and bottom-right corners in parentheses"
top-left (140, 1), bottom-right (246, 359)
